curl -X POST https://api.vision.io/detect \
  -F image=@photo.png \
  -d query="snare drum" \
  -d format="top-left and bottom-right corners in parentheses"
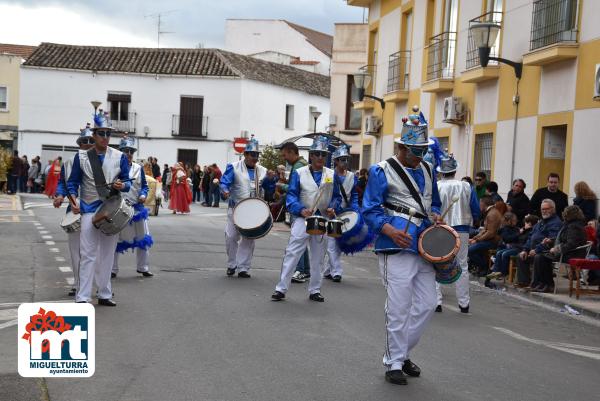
top-left (336, 210), bottom-right (375, 254)
top-left (92, 196), bottom-right (134, 236)
top-left (232, 197), bottom-right (273, 239)
top-left (418, 224), bottom-right (461, 283)
top-left (306, 215), bottom-right (327, 235)
top-left (60, 211), bottom-right (81, 233)
top-left (326, 219), bottom-right (343, 238)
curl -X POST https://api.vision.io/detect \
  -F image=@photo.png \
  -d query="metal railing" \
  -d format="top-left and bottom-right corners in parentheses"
top-left (171, 115), bottom-right (208, 138)
top-left (387, 51), bottom-right (411, 93)
top-left (426, 31), bottom-right (457, 81)
top-left (109, 112), bottom-right (136, 134)
top-left (530, 0), bottom-right (578, 51)
top-left (466, 11), bottom-right (503, 70)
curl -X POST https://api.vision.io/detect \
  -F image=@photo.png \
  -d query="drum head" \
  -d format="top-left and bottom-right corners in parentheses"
top-left (338, 211), bottom-right (359, 233)
top-left (61, 211), bottom-right (80, 225)
top-left (421, 226), bottom-right (457, 258)
top-left (233, 199), bottom-right (270, 229)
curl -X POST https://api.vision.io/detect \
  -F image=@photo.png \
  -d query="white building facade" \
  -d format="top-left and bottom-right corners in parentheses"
top-left (18, 43), bottom-right (330, 168)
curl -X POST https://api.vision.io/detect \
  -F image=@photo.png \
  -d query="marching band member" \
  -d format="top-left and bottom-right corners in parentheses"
top-left (220, 136), bottom-right (267, 278)
top-left (434, 153), bottom-right (480, 313)
top-left (67, 109), bottom-right (130, 306)
top-left (272, 136), bottom-right (341, 302)
top-left (323, 145), bottom-right (359, 283)
top-left (362, 107), bottom-right (442, 385)
top-left (112, 136), bottom-right (154, 278)
top-left (54, 123), bottom-right (95, 296)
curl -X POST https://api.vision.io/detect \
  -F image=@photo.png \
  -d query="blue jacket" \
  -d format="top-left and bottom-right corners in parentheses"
top-left (286, 168), bottom-right (341, 217)
top-left (334, 172), bottom-right (359, 213)
top-left (523, 214), bottom-right (562, 254)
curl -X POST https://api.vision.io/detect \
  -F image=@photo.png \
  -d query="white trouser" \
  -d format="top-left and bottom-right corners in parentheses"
top-left (276, 217), bottom-right (326, 295)
top-left (323, 236), bottom-right (342, 277)
top-left (77, 213), bottom-right (118, 302)
top-left (112, 249), bottom-right (149, 274)
top-left (225, 208), bottom-right (256, 272)
top-left (379, 252), bottom-right (437, 370)
top-left (68, 231), bottom-right (80, 289)
top-left (112, 219), bottom-right (151, 274)
top-left (436, 232), bottom-right (470, 308)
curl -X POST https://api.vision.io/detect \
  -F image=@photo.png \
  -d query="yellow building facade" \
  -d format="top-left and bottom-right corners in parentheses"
top-left (0, 53), bottom-right (22, 148)
top-left (348, 0), bottom-right (600, 200)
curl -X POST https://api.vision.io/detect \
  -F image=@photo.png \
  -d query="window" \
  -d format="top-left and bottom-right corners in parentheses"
top-left (0, 86), bottom-right (7, 110)
top-left (179, 96), bottom-right (204, 137)
top-left (107, 93), bottom-right (131, 121)
top-left (346, 76), bottom-right (362, 130)
top-left (309, 106), bottom-right (318, 131)
top-left (285, 104), bottom-right (294, 129)
top-left (473, 133), bottom-right (493, 179)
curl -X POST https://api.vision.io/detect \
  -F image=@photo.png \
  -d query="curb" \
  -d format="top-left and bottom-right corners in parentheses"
top-left (470, 277), bottom-right (600, 322)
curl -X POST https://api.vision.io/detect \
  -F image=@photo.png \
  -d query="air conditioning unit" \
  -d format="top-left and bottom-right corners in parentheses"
top-left (365, 116), bottom-right (381, 135)
top-left (443, 96), bottom-right (464, 124)
top-left (594, 64), bottom-right (600, 101)
top-left (240, 130), bottom-right (249, 138)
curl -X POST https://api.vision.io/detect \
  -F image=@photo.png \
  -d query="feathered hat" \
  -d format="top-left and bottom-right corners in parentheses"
top-left (92, 109), bottom-right (114, 131)
top-left (332, 144), bottom-right (350, 159)
top-left (395, 105), bottom-right (433, 147)
top-left (119, 136), bottom-right (137, 151)
top-left (436, 151), bottom-right (459, 174)
top-left (76, 123), bottom-right (93, 144)
top-left (309, 135), bottom-right (330, 153)
top-left (244, 135), bottom-right (260, 153)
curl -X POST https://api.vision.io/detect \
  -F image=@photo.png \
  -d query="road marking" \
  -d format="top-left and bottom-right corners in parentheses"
top-left (0, 319), bottom-right (18, 330)
top-left (66, 278), bottom-right (74, 285)
top-left (33, 222), bottom-right (41, 226)
top-left (37, 226), bottom-right (45, 230)
top-left (492, 327), bottom-right (600, 361)
top-left (58, 266), bottom-right (72, 273)
top-left (42, 235), bottom-right (53, 239)
top-left (0, 309), bottom-right (17, 320)
top-left (39, 230), bottom-right (49, 234)
top-left (49, 248), bottom-right (59, 253)
top-left (45, 241), bottom-right (56, 245)
top-left (55, 256), bottom-right (66, 262)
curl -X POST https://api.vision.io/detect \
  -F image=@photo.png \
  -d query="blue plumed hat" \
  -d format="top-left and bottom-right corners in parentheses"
top-left (309, 135), bottom-right (330, 153)
top-left (436, 151), bottom-right (459, 173)
top-left (244, 135), bottom-right (260, 153)
top-left (396, 105), bottom-right (433, 147)
top-left (119, 136), bottom-right (137, 151)
top-left (77, 123), bottom-right (93, 144)
top-left (332, 144), bottom-right (350, 159)
top-left (92, 109), bottom-right (114, 131)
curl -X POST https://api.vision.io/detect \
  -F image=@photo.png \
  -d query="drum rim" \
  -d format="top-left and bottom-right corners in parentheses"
top-left (232, 197), bottom-right (273, 235)
top-left (418, 224), bottom-right (461, 263)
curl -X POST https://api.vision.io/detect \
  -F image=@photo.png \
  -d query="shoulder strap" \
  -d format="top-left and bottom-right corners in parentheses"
top-left (386, 157), bottom-right (426, 216)
top-left (87, 148), bottom-right (111, 199)
top-left (421, 161), bottom-right (432, 180)
top-left (336, 174), bottom-right (349, 206)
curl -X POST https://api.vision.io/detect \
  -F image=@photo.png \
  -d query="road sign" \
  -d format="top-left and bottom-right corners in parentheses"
top-left (233, 137), bottom-right (248, 154)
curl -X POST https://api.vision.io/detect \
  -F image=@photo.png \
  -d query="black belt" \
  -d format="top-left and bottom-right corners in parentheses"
top-left (383, 202), bottom-right (428, 219)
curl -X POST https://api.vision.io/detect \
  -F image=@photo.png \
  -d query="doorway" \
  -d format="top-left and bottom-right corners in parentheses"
top-left (177, 148), bottom-right (198, 169)
top-left (538, 125), bottom-right (566, 191)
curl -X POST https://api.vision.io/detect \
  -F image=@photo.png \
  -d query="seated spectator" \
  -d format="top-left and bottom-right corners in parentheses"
top-left (529, 205), bottom-right (588, 293)
top-left (506, 178), bottom-right (530, 226)
top-left (573, 181), bottom-right (597, 223)
top-left (530, 173), bottom-right (568, 219)
top-left (473, 172), bottom-right (488, 200)
top-left (486, 214), bottom-right (538, 285)
top-left (486, 181), bottom-right (504, 203)
top-left (515, 199), bottom-right (562, 288)
top-left (468, 196), bottom-right (502, 276)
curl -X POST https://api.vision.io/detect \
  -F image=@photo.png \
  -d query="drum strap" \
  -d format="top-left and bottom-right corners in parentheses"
top-left (336, 175), bottom-right (349, 206)
top-left (87, 148), bottom-right (114, 200)
top-left (386, 157), bottom-right (427, 217)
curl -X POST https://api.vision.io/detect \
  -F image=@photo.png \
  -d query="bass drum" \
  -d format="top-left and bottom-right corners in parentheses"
top-left (93, 196), bottom-right (134, 236)
top-left (232, 198), bottom-right (273, 239)
top-left (336, 210), bottom-right (375, 255)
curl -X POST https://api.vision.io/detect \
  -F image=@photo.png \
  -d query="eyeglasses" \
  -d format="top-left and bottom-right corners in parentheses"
top-left (95, 131), bottom-right (111, 138)
top-left (407, 146), bottom-right (428, 158)
top-left (475, 178), bottom-right (482, 182)
top-left (122, 148), bottom-right (136, 155)
top-left (336, 157), bottom-right (349, 163)
top-left (311, 151), bottom-right (328, 158)
top-left (79, 138), bottom-right (95, 145)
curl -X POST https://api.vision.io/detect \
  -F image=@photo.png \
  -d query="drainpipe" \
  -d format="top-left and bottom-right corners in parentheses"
top-left (510, 78), bottom-right (521, 183)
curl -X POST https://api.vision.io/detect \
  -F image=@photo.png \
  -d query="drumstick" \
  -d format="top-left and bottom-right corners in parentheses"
top-left (403, 207), bottom-right (417, 234)
top-left (311, 185), bottom-right (325, 213)
top-left (95, 178), bottom-right (135, 188)
top-left (440, 195), bottom-right (460, 222)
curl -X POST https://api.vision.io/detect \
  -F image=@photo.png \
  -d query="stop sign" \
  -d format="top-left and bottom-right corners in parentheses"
top-left (233, 137), bottom-right (248, 154)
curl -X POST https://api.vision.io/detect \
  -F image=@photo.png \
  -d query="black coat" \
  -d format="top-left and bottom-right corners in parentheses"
top-left (506, 190), bottom-right (530, 224)
top-left (555, 219), bottom-right (588, 259)
top-left (573, 197), bottom-right (597, 222)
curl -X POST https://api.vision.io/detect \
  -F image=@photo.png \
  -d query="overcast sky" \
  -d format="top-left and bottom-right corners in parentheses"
top-left (0, 0), bottom-right (366, 48)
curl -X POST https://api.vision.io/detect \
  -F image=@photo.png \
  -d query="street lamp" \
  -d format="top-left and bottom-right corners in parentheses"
top-left (91, 100), bottom-right (102, 113)
top-left (311, 109), bottom-right (322, 134)
top-left (470, 21), bottom-right (522, 79)
top-left (353, 70), bottom-right (385, 109)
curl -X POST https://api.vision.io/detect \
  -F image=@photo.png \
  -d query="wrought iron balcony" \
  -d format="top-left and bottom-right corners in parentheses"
top-left (387, 51), bottom-right (411, 93)
top-left (109, 112), bottom-right (136, 134)
top-left (530, 0), bottom-right (578, 51)
top-left (426, 31), bottom-right (457, 81)
top-left (171, 114), bottom-right (208, 138)
top-left (466, 11), bottom-right (503, 70)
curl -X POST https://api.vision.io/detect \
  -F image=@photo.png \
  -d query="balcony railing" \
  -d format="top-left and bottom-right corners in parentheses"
top-left (530, 0), bottom-right (578, 51)
top-left (171, 115), bottom-right (208, 138)
top-left (109, 112), bottom-right (136, 134)
top-left (387, 51), bottom-right (411, 93)
top-left (426, 31), bottom-right (457, 81)
top-left (466, 11), bottom-right (503, 70)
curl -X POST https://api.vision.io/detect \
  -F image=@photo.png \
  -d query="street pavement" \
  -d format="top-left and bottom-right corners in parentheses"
top-left (1, 193), bottom-right (600, 401)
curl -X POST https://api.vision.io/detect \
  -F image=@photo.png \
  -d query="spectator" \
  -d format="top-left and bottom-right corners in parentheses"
top-left (486, 214), bottom-right (538, 285)
top-left (473, 171), bottom-right (488, 200)
top-left (573, 181), bottom-right (597, 222)
top-left (529, 205), bottom-right (588, 293)
top-left (20, 155), bottom-right (30, 193)
top-left (201, 165), bottom-right (211, 206)
top-left (8, 150), bottom-right (22, 194)
top-left (210, 163), bottom-right (222, 207)
top-left (530, 173), bottom-right (568, 219)
top-left (192, 164), bottom-right (203, 203)
top-left (27, 157), bottom-right (40, 193)
top-left (262, 170), bottom-right (278, 202)
top-left (485, 181), bottom-right (503, 203)
top-left (43, 157), bottom-right (61, 198)
top-left (169, 163), bottom-right (192, 214)
top-left (162, 164), bottom-right (171, 201)
top-left (515, 199), bottom-right (562, 288)
top-left (357, 168), bottom-right (368, 207)
top-left (468, 196), bottom-right (502, 276)
top-left (0, 148), bottom-right (9, 193)
top-left (461, 176), bottom-right (473, 186)
top-left (151, 157), bottom-right (161, 179)
top-left (506, 178), bottom-right (530, 226)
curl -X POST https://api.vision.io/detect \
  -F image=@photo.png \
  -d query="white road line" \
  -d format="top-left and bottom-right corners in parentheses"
top-left (42, 235), bottom-right (53, 239)
top-left (49, 248), bottom-right (59, 253)
top-left (33, 222), bottom-right (40, 226)
top-left (37, 226), bottom-right (45, 230)
top-left (55, 256), bottom-right (66, 262)
top-left (0, 309), bottom-right (17, 320)
top-left (39, 230), bottom-right (49, 234)
top-left (0, 319), bottom-right (18, 330)
top-left (492, 327), bottom-right (600, 361)
top-left (58, 266), bottom-right (72, 273)
top-left (45, 241), bottom-right (56, 245)
top-left (66, 278), bottom-right (74, 285)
